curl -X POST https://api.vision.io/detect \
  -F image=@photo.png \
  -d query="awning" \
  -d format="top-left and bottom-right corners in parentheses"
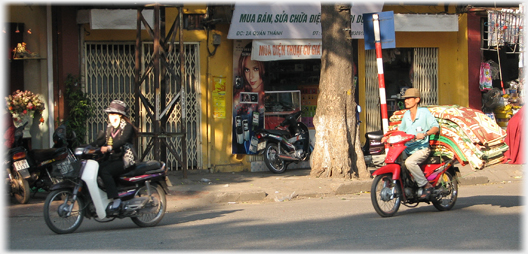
top-left (394, 14), bottom-right (458, 32)
top-left (251, 40), bottom-right (322, 61)
top-left (89, 9), bottom-right (154, 30)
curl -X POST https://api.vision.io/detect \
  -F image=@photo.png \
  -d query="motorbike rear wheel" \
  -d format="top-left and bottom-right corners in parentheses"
top-left (371, 173), bottom-right (401, 217)
top-left (432, 171), bottom-right (458, 211)
top-left (43, 189), bottom-right (85, 234)
top-left (263, 143), bottom-right (286, 174)
top-left (131, 184), bottom-right (166, 227)
top-left (11, 171), bottom-right (30, 204)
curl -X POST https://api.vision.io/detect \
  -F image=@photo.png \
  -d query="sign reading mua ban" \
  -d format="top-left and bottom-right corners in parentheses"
top-left (251, 40), bottom-right (322, 61)
top-left (227, 3), bottom-right (322, 39)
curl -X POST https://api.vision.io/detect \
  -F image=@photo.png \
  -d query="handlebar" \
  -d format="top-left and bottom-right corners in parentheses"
top-left (74, 145), bottom-right (106, 160)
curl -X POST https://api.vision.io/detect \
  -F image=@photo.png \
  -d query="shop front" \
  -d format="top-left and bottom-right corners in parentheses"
top-left (227, 3), bottom-right (325, 168)
top-left (476, 7), bottom-right (524, 129)
top-left (226, 3), bottom-right (467, 171)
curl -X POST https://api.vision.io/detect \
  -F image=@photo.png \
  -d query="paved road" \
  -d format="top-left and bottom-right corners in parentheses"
top-left (5, 181), bottom-right (522, 251)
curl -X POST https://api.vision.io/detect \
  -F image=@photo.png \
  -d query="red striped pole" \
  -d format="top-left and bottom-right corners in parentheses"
top-left (372, 14), bottom-right (389, 134)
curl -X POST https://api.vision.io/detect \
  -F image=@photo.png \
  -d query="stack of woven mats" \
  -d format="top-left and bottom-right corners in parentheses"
top-left (389, 105), bottom-right (509, 170)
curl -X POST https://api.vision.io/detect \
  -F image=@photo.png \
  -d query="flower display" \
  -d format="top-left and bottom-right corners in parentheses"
top-left (6, 90), bottom-right (45, 125)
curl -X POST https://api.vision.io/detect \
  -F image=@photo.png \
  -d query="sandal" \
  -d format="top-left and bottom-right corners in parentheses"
top-left (419, 183), bottom-right (433, 199)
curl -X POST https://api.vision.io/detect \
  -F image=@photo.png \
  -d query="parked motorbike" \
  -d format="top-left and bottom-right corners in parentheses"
top-left (6, 124), bottom-right (76, 204)
top-left (370, 130), bottom-right (459, 217)
top-left (362, 130), bottom-right (386, 167)
top-left (6, 123), bottom-right (31, 204)
top-left (356, 104), bottom-right (386, 168)
top-left (43, 145), bottom-right (171, 234)
top-left (26, 124), bottom-right (77, 194)
top-left (255, 111), bottom-right (312, 174)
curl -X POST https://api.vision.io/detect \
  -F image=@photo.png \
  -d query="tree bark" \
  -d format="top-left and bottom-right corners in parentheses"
top-left (310, 3), bottom-right (369, 180)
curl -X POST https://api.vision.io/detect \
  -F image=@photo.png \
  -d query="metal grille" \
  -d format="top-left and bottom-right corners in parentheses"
top-left (364, 48), bottom-right (438, 132)
top-left (83, 42), bottom-right (201, 170)
top-left (365, 50), bottom-right (381, 133)
top-left (412, 48), bottom-right (438, 106)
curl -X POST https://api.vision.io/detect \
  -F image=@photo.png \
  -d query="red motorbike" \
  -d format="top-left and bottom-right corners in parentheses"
top-left (370, 130), bottom-right (460, 217)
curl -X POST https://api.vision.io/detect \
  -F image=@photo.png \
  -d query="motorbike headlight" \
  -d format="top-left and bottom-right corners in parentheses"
top-left (74, 147), bottom-right (85, 156)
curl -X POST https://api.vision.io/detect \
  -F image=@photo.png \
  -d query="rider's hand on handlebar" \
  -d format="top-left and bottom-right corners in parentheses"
top-left (100, 146), bottom-right (112, 154)
top-left (415, 133), bottom-right (426, 140)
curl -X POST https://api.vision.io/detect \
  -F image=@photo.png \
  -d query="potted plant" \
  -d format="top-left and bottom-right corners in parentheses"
top-left (5, 90), bottom-right (45, 128)
top-left (62, 74), bottom-right (93, 147)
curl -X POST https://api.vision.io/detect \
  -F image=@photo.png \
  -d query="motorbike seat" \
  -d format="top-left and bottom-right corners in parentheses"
top-left (30, 147), bottom-right (68, 164)
top-left (366, 130), bottom-right (384, 140)
top-left (422, 155), bottom-right (451, 165)
top-left (120, 161), bottom-right (163, 177)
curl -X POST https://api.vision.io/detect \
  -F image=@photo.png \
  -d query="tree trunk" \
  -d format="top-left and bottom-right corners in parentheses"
top-left (310, 3), bottom-right (369, 180)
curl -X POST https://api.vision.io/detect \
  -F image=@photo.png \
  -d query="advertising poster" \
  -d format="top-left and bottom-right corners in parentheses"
top-left (213, 76), bottom-right (226, 119)
top-left (232, 40), bottom-right (266, 154)
top-left (227, 3), bottom-right (322, 40)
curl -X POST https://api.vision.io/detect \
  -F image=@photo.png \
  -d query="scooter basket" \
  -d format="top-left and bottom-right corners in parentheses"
top-left (51, 149), bottom-right (78, 178)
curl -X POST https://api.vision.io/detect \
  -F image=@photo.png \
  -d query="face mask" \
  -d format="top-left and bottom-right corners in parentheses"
top-left (108, 114), bottom-right (121, 128)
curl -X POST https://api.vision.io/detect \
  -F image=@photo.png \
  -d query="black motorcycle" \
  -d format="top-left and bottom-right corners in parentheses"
top-left (255, 111), bottom-right (312, 174)
top-left (7, 124), bottom-right (76, 203)
top-left (29, 124), bottom-right (77, 191)
top-left (362, 130), bottom-right (387, 167)
top-left (6, 123), bottom-right (31, 204)
top-left (355, 104), bottom-right (386, 168)
top-left (44, 145), bottom-right (170, 234)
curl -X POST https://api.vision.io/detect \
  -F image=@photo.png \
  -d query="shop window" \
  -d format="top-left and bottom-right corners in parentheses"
top-left (265, 59), bottom-right (321, 129)
top-left (184, 14), bottom-right (205, 30)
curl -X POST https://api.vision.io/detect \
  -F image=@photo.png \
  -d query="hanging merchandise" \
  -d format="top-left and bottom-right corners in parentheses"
top-left (479, 62), bottom-right (493, 91)
top-left (487, 60), bottom-right (500, 80)
top-left (487, 10), bottom-right (522, 47)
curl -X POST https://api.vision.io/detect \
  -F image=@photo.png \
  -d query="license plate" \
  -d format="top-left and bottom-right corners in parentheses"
top-left (257, 141), bottom-right (266, 151)
top-left (14, 159), bottom-right (29, 171)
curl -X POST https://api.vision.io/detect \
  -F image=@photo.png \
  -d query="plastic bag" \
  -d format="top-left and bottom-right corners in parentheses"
top-left (479, 62), bottom-right (493, 91)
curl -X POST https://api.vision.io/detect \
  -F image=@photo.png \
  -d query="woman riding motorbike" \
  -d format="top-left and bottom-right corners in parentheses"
top-left (92, 100), bottom-right (138, 215)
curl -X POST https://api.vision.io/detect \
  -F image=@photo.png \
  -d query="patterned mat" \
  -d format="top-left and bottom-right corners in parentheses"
top-left (388, 105), bottom-right (508, 170)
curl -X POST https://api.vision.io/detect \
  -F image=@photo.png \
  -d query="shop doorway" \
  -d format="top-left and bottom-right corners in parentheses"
top-left (82, 41), bottom-right (202, 171)
top-left (364, 47), bottom-right (439, 133)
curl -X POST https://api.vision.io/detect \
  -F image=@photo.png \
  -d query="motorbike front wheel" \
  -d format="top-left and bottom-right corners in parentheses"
top-left (11, 171), bottom-right (30, 204)
top-left (131, 184), bottom-right (166, 227)
top-left (432, 171), bottom-right (458, 211)
top-left (371, 173), bottom-right (402, 217)
top-left (43, 189), bottom-right (85, 234)
top-left (263, 143), bottom-right (286, 174)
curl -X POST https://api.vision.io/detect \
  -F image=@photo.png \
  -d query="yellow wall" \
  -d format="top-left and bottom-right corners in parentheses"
top-left (358, 6), bottom-right (469, 143)
top-left (83, 5), bottom-right (471, 172)
top-left (83, 6), bottom-right (248, 172)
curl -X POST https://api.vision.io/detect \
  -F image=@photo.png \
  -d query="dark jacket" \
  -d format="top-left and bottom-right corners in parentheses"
top-left (92, 119), bottom-right (137, 168)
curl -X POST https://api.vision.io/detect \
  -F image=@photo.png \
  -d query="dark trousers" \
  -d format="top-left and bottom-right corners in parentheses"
top-left (98, 159), bottom-right (126, 199)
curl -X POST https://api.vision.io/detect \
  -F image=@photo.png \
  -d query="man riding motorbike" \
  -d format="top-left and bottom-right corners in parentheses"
top-left (385, 88), bottom-right (439, 199)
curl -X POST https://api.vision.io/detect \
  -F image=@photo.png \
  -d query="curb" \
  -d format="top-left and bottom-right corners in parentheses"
top-left (212, 190), bottom-right (268, 203)
top-left (201, 174), bottom-right (493, 204)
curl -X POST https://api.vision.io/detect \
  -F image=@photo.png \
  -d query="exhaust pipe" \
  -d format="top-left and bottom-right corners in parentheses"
top-left (278, 154), bottom-right (300, 161)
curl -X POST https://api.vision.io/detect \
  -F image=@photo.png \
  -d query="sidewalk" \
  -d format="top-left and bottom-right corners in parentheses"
top-left (166, 162), bottom-right (524, 205)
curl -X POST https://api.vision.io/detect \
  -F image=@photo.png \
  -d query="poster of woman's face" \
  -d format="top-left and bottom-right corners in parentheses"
top-left (232, 40), bottom-right (267, 154)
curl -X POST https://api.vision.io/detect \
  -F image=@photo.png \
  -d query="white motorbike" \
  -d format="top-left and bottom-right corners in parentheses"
top-left (43, 145), bottom-right (171, 234)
